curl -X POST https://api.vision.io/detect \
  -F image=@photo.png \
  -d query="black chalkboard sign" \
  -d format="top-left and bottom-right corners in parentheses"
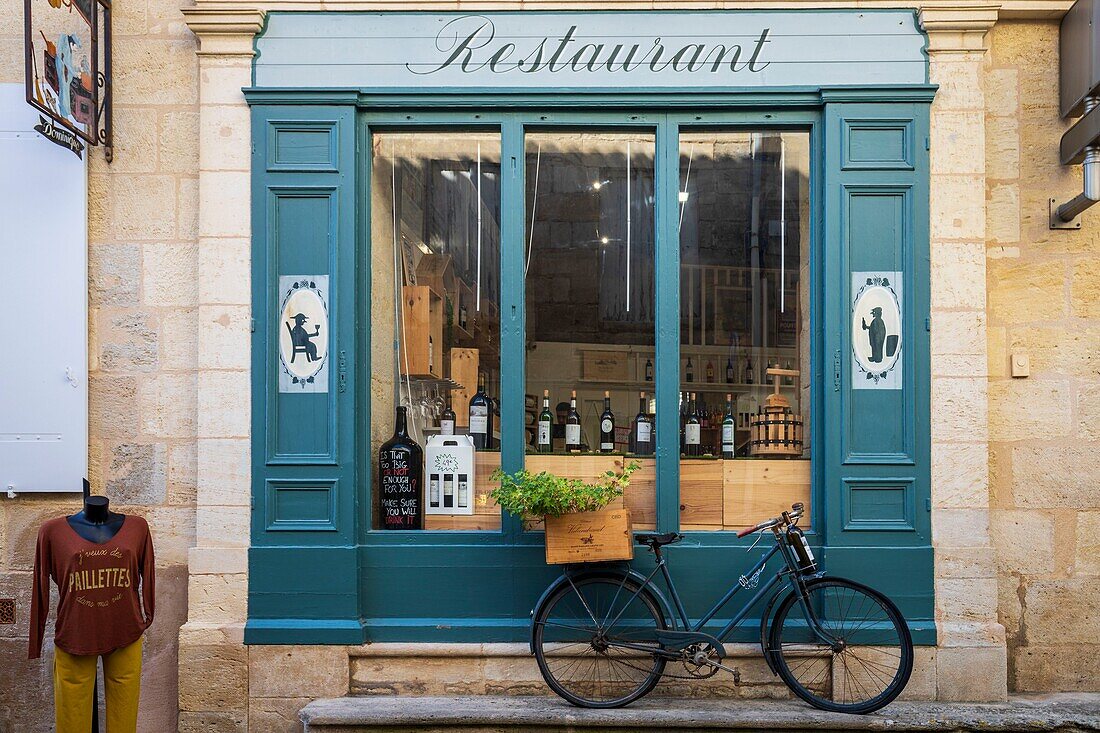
top-left (378, 407), bottom-right (423, 530)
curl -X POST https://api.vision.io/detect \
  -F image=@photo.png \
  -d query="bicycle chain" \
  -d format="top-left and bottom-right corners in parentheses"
top-left (595, 644), bottom-right (726, 681)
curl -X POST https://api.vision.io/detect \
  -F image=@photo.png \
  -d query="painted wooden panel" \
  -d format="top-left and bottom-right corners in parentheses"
top-left (269, 189), bottom-right (338, 463)
top-left (824, 102), bottom-right (931, 562)
top-left (843, 479), bottom-right (915, 531)
top-left (843, 119), bottom-right (913, 169)
top-left (269, 120), bottom-right (338, 171)
top-left (254, 11), bottom-right (928, 90)
top-left (266, 480), bottom-right (338, 531)
top-left (844, 189), bottom-right (910, 462)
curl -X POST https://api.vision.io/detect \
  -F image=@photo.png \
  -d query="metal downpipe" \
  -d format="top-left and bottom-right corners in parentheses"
top-left (1056, 96), bottom-right (1100, 223)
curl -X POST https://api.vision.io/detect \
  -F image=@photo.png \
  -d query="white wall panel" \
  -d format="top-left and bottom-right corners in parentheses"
top-left (0, 83), bottom-right (87, 494)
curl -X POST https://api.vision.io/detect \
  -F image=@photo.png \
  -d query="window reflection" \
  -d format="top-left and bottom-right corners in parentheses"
top-left (524, 132), bottom-right (657, 530)
top-left (678, 131), bottom-right (812, 532)
top-left (371, 132), bottom-right (503, 531)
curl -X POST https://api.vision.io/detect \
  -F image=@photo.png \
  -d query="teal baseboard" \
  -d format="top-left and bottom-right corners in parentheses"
top-left (244, 617), bottom-right (368, 644)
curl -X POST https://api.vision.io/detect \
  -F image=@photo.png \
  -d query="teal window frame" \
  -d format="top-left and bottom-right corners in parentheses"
top-left (245, 87), bottom-right (936, 646)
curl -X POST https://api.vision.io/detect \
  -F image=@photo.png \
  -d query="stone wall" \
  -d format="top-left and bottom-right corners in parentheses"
top-left (985, 20), bottom-right (1100, 692)
top-left (0, 0), bottom-right (200, 730)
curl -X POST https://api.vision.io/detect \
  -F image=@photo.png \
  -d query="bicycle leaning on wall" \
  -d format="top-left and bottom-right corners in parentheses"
top-left (529, 503), bottom-right (914, 713)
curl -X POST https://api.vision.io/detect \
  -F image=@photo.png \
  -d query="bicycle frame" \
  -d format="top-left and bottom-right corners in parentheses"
top-left (595, 529), bottom-right (832, 654)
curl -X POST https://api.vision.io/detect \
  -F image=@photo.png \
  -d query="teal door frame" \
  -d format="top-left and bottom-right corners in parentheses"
top-left (244, 87), bottom-right (936, 646)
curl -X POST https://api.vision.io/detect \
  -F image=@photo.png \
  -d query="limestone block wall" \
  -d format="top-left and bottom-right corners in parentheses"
top-left (0, 0), bottom-right (200, 730)
top-left (984, 20), bottom-right (1100, 692)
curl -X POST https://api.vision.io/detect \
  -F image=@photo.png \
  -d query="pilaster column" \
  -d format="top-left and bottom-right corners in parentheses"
top-left (919, 4), bottom-right (1008, 703)
top-left (178, 6), bottom-right (264, 731)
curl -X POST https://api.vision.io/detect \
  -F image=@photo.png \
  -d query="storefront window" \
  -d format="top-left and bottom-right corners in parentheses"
top-left (524, 131), bottom-right (657, 530)
top-left (677, 131), bottom-right (811, 531)
top-left (371, 131), bottom-right (503, 531)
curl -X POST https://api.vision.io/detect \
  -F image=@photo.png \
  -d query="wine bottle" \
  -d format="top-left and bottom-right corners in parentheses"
top-left (537, 389), bottom-right (553, 453)
top-left (722, 393), bottom-right (736, 459)
top-left (784, 359), bottom-right (794, 385)
top-left (457, 473), bottom-right (469, 508)
top-left (633, 391), bottom-right (652, 455)
top-left (469, 373), bottom-right (491, 450)
top-left (378, 406), bottom-right (423, 530)
top-left (428, 336), bottom-right (435, 375)
top-left (644, 358), bottom-right (654, 382)
top-left (429, 473), bottom-right (440, 508)
top-left (599, 390), bottom-right (615, 453)
top-left (686, 358), bottom-right (694, 383)
top-left (725, 357), bottom-right (735, 384)
top-left (685, 392), bottom-right (701, 456)
top-left (459, 303), bottom-right (468, 331)
top-left (440, 397), bottom-right (455, 435)
top-left (706, 360), bottom-right (715, 383)
top-left (745, 356), bottom-right (755, 384)
top-left (565, 390), bottom-right (582, 452)
top-left (443, 474), bottom-right (454, 508)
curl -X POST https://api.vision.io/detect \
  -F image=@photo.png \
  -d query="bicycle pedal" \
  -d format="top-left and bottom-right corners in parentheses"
top-left (704, 658), bottom-right (741, 684)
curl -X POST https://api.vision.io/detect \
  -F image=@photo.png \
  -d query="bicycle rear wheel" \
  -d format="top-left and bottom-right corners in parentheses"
top-left (768, 577), bottom-right (913, 714)
top-left (532, 575), bottom-right (667, 708)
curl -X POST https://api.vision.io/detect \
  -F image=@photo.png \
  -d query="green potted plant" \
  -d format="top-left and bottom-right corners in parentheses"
top-left (491, 462), bottom-right (640, 563)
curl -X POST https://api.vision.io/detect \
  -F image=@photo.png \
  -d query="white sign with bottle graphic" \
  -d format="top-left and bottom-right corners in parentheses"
top-left (424, 434), bottom-right (476, 515)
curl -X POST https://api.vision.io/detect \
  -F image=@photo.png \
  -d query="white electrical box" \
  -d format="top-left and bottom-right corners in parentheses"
top-left (424, 435), bottom-right (476, 515)
top-left (0, 84), bottom-right (88, 495)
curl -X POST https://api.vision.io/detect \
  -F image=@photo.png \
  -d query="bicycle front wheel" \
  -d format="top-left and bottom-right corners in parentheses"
top-left (532, 575), bottom-right (667, 708)
top-left (768, 577), bottom-right (913, 714)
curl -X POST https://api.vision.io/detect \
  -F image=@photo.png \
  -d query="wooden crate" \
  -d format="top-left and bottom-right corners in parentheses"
top-left (449, 347), bottom-right (479, 427)
top-left (524, 455), bottom-right (656, 531)
top-left (680, 459), bottom-right (724, 530)
top-left (545, 508), bottom-right (634, 564)
top-left (581, 350), bottom-right (630, 382)
top-left (723, 459), bottom-right (811, 531)
top-left (400, 285), bottom-right (443, 378)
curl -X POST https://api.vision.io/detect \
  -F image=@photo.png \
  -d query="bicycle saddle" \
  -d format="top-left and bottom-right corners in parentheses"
top-left (635, 532), bottom-right (682, 547)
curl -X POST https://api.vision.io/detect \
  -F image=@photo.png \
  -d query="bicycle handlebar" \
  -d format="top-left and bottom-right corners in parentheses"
top-left (736, 503), bottom-right (804, 538)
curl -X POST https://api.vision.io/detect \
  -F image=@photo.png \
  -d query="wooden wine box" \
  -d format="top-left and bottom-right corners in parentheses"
top-left (544, 508), bottom-right (634, 565)
top-left (400, 285), bottom-right (443, 378)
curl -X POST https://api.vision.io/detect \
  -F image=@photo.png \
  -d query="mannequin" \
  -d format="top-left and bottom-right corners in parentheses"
top-left (30, 479), bottom-right (155, 733)
top-left (67, 494), bottom-right (126, 543)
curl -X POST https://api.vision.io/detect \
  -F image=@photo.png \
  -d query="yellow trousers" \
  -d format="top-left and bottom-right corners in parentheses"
top-left (53, 637), bottom-right (142, 733)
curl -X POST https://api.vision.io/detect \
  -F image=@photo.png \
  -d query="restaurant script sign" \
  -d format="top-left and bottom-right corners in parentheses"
top-left (254, 11), bottom-right (928, 89)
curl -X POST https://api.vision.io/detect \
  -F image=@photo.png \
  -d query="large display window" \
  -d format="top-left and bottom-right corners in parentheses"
top-left (365, 120), bottom-right (815, 536)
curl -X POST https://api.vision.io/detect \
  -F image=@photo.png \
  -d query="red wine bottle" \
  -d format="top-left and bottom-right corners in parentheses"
top-left (599, 390), bottom-right (615, 453)
top-left (378, 406), bottom-right (423, 530)
top-left (633, 391), bottom-right (652, 455)
top-left (565, 390), bottom-right (582, 452)
top-left (469, 372), bottom-right (491, 449)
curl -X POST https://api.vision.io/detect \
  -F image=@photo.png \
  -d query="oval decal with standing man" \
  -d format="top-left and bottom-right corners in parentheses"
top-left (850, 272), bottom-right (902, 389)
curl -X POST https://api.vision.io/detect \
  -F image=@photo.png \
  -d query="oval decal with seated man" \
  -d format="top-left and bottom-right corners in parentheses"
top-left (850, 272), bottom-right (902, 389)
top-left (278, 276), bottom-right (330, 392)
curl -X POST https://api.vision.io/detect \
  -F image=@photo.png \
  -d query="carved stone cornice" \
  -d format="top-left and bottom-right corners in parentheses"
top-left (919, 4), bottom-right (1001, 52)
top-left (182, 7), bottom-right (267, 57)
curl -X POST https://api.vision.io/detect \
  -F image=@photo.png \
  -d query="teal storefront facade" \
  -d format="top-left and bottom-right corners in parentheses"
top-left (243, 10), bottom-right (935, 646)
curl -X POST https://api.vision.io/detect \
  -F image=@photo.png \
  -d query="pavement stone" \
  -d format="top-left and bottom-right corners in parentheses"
top-left (300, 693), bottom-right (1100, 732)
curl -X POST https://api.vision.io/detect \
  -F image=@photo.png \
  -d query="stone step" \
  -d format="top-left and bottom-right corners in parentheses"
top-left (300, 693), bottom-right (1100, 733)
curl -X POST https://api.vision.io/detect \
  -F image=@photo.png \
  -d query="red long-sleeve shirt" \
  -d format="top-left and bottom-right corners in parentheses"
top-left (29, 515), bottom-right (155, 659)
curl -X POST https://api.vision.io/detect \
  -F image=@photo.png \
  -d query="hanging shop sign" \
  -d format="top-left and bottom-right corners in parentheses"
top-left (254, 11), bottom-right (928, 90)
top-left (23, 0), bottom-right (112, 161)
top-left (278, 275), bottom-right (330, 393)
top-left (851, 272), bottom-right (902, 390)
